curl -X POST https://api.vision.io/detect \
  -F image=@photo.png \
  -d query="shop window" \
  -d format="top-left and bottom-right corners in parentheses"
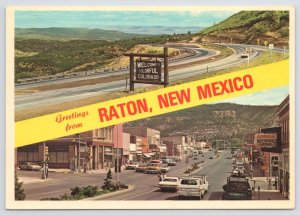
top-left (48, 145), bottom-right (69, 164)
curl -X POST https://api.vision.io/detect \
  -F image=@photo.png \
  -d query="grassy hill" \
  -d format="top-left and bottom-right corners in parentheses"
top-left (15, 27), bottom-right (151, 41)
top-left (15, 32), bottom-right (193, 81)
top-left (198, 11), bottom-right (289, 46)
top-left (126, 103), bottom-right (278, 144)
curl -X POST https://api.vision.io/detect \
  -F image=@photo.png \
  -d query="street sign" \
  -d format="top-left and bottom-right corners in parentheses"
top-left (254, 133), bottom-right (277, 148)
top-left (269, 44), bottom-right (274, 50)
top-left (264, 41), bottom-right (268, 46)
top-left (136, 59), bottom-right (162, 82)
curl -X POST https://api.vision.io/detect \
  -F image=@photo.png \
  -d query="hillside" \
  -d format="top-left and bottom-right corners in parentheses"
top-left (126, 103), bottom-right (278, 144)
top-left (15, 33), bottom-right (194, 81)
top-left (15, 27), bottom-right (150, 41)
top-left (198, 11), bottom-right (289, 46)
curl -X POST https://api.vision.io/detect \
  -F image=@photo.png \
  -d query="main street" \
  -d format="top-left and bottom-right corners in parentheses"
top-left (19, 150), bottom-right (233, 200)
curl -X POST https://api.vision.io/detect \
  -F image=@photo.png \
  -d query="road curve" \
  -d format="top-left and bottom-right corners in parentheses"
top-left (15, 43), bottom-right (275, 112)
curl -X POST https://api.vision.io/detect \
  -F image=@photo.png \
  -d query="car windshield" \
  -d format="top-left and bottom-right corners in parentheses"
top-left (138, 165), bottom-right (146, 167)
top-left (163, 178), bottom-right (178, 182)
top-left (181, 179), bottom-right (198, 185)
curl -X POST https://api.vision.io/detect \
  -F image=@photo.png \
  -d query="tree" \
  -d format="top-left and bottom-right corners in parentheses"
top-left (15, 174), bottom-right (25, 200)
top-left (101, 169), bottom-right (113, 190)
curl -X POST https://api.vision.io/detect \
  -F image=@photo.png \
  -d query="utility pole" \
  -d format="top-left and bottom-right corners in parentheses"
top-left (78, 133), bottom-right (81, 172)
top-left (116, 125), bottom-right (120, 183)
top-left (268, 152), bottom-right (272, 190)
top-left (41, 142), bottom-right (46, 179)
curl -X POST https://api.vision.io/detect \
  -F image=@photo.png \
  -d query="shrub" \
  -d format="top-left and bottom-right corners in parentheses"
top-left (15, 174), bottom-right (25, 200)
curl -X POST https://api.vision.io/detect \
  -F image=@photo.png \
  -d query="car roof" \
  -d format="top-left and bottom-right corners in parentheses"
top-left (164, 177), bottom-right (178, 180)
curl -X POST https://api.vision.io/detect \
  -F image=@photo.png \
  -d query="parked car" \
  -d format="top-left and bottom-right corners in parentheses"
top-left (160, 157), bottom-right (171, 164)
top-left (236, 161), bottom-right (244, 166)
top-left (232, 159), bottom-right (237, 164)
top-left (149, 160), bottom-right (162, 165)
top-left (227, 155), bottom-right (233, 159)
top-left (209, 156), bottom-right (213, 159)
top-left (135, 164), bottom-right (148, 172)
top-left (160, 164), bottom-right (170, 173)
top-left (19, 162), bottom-right (42, 171)
top-left (125, 162), bottom-right (139, 170)
top-left (167, 159), bottom-right (176, 166)
top-left (159, 177), bottom-right (179, 191)
top-left (233, 165), bottom-right (246, 173)
top-left (145, 163), bottom-right (161, 174)
top-left (177, 175), bottom-right (209, 200)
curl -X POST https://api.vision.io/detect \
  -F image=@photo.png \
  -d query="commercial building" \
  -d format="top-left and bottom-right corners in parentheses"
top-left (16, 125), bottom-right (131, 171)
top-left (277, 96), bottom-right (289, 198)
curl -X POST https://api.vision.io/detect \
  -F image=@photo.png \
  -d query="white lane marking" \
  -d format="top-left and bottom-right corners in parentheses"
top-left (121, 188), bottom-right (159, 200)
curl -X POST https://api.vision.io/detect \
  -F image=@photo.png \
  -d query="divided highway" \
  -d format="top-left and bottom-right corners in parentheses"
top-left (15, 43), bottom-right (282, 112)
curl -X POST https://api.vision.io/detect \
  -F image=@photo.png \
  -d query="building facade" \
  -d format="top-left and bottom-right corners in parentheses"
top-left (277, 96), bottom-right (289, 199)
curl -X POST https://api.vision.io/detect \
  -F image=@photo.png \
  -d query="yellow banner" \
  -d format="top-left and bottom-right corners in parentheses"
top-left (15, 60), bottom-right (289, 147)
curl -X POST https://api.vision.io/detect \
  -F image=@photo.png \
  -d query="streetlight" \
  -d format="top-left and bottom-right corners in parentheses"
top-left (116, 125), bottom-right (120, 183)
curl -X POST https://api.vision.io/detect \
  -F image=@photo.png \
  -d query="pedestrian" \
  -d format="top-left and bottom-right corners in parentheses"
top-left (158, 171), bottom-right (163, 182)
top-left (45, 163), bottom-right (49, 178)
top-left (162, 172), bottom-right (166, 181)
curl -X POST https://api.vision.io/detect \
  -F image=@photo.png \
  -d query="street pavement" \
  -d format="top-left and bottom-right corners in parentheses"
top-left (18, 150), bottom-right (288, 201)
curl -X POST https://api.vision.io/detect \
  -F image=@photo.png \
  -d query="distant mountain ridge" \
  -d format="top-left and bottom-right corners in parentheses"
top-left (15, 26), bottom-right (204, 41)
top-left (15, 27), bottom-right (151, 41)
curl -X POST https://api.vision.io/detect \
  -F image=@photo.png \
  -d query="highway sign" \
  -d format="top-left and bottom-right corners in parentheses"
top-left (264, 41), bottom-right (268, 46)
top-left (269, 44), bottom-right (274, 50)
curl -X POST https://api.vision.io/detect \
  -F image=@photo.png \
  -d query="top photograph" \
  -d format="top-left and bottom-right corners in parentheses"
top-left (12, 8), bottom-right (290, 121)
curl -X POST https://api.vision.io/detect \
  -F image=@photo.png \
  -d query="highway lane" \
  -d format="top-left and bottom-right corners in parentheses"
top-left (15, 45), bottom-right (217, 89)
top-left (15, 44), bottom-right (261, 112)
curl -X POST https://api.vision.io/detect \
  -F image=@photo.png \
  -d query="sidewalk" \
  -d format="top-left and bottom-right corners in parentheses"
top-left (253, 190), bottom-right (288, 200)
top-left (47, 166), bottom-right (126, 174)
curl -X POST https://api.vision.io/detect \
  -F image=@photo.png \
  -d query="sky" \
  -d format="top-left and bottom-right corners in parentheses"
top-left (15, 10), bottom-right (236, 28)
top-left (219, 86), bottom-right (289, 106)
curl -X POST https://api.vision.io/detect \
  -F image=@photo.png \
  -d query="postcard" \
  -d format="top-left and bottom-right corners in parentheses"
top-left (6, 6), bottom-right (295, 209)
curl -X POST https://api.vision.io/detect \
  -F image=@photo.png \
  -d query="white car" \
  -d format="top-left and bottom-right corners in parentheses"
top-left (235, 165), bottom-right (246, 172)
top-left (125, 162), bottom-right (139, 170)
top-left (160, 164), bottom-right (170, 173)
top-left (159, 177), bottom-right (179, 191)
top-left (177, 176), bottom-right (209, 200)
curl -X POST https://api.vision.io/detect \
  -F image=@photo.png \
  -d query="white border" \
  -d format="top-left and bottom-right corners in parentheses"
top-left (6, 5), bottom-right (295, 209)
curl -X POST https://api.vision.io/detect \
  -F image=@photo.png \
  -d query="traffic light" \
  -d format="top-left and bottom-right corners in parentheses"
top-left (45, 146), bottom-right (49, 160)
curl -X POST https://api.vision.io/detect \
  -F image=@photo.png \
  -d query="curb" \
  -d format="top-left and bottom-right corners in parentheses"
top-left (81, 185), bottom-right (134, 201)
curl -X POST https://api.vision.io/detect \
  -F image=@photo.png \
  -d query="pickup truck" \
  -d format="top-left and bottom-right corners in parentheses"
top-left (177, 175), bottom-right (209, 200)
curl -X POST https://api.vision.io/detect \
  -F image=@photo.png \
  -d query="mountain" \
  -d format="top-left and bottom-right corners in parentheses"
top-left (15, 27), bottom-right (151, 41)
top-left (126, 103), bottom-right (278, 144)
top-left (198, 11), bottom-right (289, 46)
top-left (100, 26), bottom-right (205, 35)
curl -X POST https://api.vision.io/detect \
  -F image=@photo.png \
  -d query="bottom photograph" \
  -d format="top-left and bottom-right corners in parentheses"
top-left (15, 89), bottom-right (290, 202)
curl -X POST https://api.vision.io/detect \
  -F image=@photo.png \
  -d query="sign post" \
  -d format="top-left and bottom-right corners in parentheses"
top-left (264, 41), bottom-right (268, 50)
top-left (269, 44), bottom-right (274, 58)
top-left (125, 47), bottom-right (169, 92)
